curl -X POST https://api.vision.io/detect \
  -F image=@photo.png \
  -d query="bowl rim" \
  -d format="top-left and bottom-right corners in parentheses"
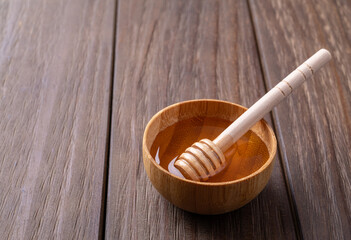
top-left (143, 99), bottom-right (277, 186)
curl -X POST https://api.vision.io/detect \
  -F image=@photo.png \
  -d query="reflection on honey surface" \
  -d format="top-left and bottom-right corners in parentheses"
top-left (150, 116), bottom-right (269, 182)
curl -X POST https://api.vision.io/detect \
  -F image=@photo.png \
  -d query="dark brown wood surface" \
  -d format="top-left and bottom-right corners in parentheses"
top-left (0, 0), bottom-right (350, 239)
top-left (106, 0), bottom-right (296, 239)
top-left (249, 0), bottom-right (351, 239)
top-left (0, 0), bottom-right (115, 239)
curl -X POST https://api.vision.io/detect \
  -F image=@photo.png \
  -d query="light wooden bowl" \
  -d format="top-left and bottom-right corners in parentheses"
top-left (142, 99), bottom-right (277, 215)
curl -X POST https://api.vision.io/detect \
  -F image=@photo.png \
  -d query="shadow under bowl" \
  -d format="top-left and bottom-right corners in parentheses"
top-left (142, 99), bottom-right (277, 215)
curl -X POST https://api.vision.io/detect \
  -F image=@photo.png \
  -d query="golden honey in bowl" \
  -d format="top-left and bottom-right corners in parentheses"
top-left (150, 116), bottom-right (269, 182)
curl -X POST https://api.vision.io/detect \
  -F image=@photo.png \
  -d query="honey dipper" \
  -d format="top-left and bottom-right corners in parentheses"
top-left (174, 49), bottom-right (332, 181)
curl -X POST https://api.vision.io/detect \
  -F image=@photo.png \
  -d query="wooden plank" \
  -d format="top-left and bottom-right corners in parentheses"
top-left (249, 0), bottom-right (351, 239)
top-left (107, 0), bottom-right (296, 238)
top-left (0, 0), bottom-right (115, 239)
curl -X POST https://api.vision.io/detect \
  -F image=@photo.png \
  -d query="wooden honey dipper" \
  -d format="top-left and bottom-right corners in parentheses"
top-left (174, 49), bottom-right (332, 181)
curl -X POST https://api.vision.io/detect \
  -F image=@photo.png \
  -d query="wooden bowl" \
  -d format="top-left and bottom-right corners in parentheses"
top-left (142, 99), bottom-right (277, 214)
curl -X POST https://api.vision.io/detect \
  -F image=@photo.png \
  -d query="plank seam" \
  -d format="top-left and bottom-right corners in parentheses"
top-left (246, 1), bottom-right (304, 239)
top-left (99, 0), bottom-right (119, 239)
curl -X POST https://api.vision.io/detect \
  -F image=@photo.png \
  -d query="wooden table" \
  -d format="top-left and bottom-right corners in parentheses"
top-left (0, 0), bottom-right (350, 239)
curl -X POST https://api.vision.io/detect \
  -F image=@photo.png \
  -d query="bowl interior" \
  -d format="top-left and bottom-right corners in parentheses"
top-left (143, 99), bottom-right (277, 185)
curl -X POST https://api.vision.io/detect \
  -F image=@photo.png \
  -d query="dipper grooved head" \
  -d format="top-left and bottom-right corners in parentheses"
top-left (174, 139), bottom-right (226, 181)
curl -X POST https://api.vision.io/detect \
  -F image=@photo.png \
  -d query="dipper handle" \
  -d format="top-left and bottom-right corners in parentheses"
top-left (214, 49), bottom-right (332, 152)
top-left (174, 49), bottom-right (331, 181)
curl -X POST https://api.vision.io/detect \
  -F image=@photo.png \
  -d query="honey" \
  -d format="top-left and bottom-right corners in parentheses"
top-left (150, 116), bottom-right (270, 182)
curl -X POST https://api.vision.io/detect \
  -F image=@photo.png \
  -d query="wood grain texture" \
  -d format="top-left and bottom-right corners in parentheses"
top-left (0, 0), bottom-right (115, 239)
top-left (249, 0), bottom-right (351, 239)
top-left (107, 0), bottom-right (296, 239)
